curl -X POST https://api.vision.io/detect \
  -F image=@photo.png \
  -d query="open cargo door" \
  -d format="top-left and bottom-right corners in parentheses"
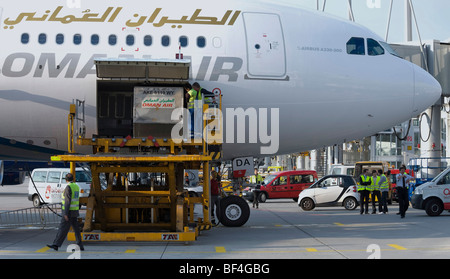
top-left (94, 58), bottom-right (190, 138)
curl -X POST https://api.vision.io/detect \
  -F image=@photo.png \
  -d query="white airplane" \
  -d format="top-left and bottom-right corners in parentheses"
top-left (0, 0), bottom-right (442, 180)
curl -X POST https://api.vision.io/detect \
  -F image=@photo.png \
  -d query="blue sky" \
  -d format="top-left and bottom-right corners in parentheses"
top-left (294, 0), bottom-right (450, 43)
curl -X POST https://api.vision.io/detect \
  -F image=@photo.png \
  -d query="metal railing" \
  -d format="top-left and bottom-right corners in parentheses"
top-left (0, 204), bottom-right (62, 228)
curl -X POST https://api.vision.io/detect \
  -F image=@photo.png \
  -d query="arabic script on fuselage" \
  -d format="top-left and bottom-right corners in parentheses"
top-left (2, 7), bottom-right (241, 29)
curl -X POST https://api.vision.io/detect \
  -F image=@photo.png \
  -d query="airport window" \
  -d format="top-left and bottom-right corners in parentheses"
top-left (346, 37), bottom-right (365, 55)
top-left (21, 33), bottom-right (29, 44)
top-left (56, 33), bottom-right (64, 45)
top-left (109, 34), bottom-right (117, 46)
top-left (91, 34), bottom-right (100, 45)
top-left (73, 34), bottom-right (82, 45)
top-left (144, 35), bottom-right (152, 46)
top-left (38, 33), bottom-right (47, 44)
top-left (126, 35), bottom-right (135, 46)
top-left (162, 35), bottom-right (170, 47)
top-left (367, 38), bottom-right (385, 56)
top-left (197, 36), bottom-right (206, 48)
top-left (32, 171), bottom-right (47, 183)
top-left (179, 36), bottom-right (188, 47)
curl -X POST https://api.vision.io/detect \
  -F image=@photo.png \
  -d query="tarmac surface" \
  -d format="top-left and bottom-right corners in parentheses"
top-left (2, 178), bottom-right (450, 261)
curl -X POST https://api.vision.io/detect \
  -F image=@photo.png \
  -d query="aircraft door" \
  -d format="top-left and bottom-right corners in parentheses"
top-left (243, 12), bottom-right (286, 78)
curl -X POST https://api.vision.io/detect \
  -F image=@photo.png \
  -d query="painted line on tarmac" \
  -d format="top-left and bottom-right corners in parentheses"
top-left (36, 246), bottom-right (50, 253)
top-left (388, 244), bottom-right (407, 250)
top-left (215, 246), bottom-right (226, 253)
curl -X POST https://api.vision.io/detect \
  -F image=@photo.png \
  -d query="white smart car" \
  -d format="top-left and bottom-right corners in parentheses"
top-left (298, 175), bottom-right (359, 211)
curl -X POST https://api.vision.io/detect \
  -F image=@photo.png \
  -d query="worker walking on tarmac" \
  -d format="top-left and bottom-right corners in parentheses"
top-left (379, 170), bottom-right (390, 214)
top-left (47, 173), bottom-right (84, 251)
top-left (358, 169), bottom-right (371, 214)
top-left (210, 170), bottom-right (220, 225)
top-left (370, 170), bottom-right (382, 214)
top-left (249, 168), bottom-right (263, 208)
top-left (396, 165), bottom-right (413, 218)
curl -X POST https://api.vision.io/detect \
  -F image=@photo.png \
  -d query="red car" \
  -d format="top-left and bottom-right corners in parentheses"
top-left (243, 170), bottom-right (318, 202)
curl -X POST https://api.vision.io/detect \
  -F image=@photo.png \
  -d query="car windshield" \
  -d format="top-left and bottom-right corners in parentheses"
top-left (76, 171), bottom-right (92, 182)
top-left (263, 175), bottom-right (277, 185)
top-left (62, 171), bottom-right (92, 183)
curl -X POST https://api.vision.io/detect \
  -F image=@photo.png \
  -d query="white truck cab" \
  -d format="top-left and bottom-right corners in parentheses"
top-left (411, 167), bottom-right (450, 216)
top-left (28, 168), bottom-right (91, 207)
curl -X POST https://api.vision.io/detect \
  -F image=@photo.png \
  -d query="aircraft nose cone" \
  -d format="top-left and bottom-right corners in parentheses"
top-left (413, 64), bottom-right (442, 115)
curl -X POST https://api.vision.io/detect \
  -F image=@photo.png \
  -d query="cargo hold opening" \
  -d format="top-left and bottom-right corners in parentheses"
top-left (94, 58), bottom-right (190, 139)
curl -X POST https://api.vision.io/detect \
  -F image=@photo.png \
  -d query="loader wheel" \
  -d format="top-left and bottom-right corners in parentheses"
top-left (218, 196), bottom-right (250, 227)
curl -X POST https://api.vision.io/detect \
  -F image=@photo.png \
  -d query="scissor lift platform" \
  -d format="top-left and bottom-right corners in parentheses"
top-left (52, 152), bottom-right (214, 243)
top-left (51, 57), bottom-right (248, 242)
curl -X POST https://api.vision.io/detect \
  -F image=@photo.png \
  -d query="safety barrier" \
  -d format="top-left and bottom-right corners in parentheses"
top-left (0, 204), bottom-right (62, 228)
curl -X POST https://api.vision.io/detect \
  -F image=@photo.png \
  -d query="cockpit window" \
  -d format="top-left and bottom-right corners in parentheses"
top-left (367, 39), bottom-right (385, 56)
top-left (346, 37), bottom-right (365, 55)
top-left (379, 41), bottom-right (402, 58)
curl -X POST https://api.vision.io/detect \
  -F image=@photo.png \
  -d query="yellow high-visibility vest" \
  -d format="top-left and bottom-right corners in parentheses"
top-left (358, 175), bottom-right (371, 191)
top-left (370, 176), bottom-right (381, 191)
top-left (188, 89), bottom-right (202, 109)
top-left (62, 183), bottom-right (80, 211)
top-left (380, 174), bottom-right (389, 190)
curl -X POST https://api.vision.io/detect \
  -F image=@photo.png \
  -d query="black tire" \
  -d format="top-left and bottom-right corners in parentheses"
top-left (259, 192), bottom-right (267, 203)
top-left (300, 198), bottom-right (315, 211)
top-left (425, 198), bottom-right (444, 216)
top-left (218, 196), bottom-right (250, 227)
top-left (343, 197), bottom-right (357, 210)
top-left (32, 195), bottom-right (41, 208)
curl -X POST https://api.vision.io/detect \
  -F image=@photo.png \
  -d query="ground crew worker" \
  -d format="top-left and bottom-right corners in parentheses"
top-left (47, 173), bottom-right (84, 251)
top-left (249, 168), bottom-right (263, 184)
top-left (379, 170), bottom-right (390, 214)
top-left (192, 82), bottom-right (215, 104)
top-left (184, 83), bottom-right (198, 138)
top-left (210, 170), bottom-right (220, 225)
top-left (370, 170), bottom-right (382, 214)
top-left (396, 165), bottom-right (413, 218)
top-left (358, 169), bottom-right (371, 214)
top-left (249, 168), bottom-right (263, 209)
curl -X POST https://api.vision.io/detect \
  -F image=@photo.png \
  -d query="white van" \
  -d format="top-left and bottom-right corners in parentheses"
top-left (28, 168), bottom-right (91, 207)
top-left (411, 167), bottom-right (450, 216)
top-left (328, 164), bottom-right (355, 176)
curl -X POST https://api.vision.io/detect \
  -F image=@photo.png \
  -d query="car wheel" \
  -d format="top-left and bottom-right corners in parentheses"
top-left (218, 196), bottom-right (250, 227)
top-left (259, 192), bottom-right (267, 203)
top-left (32, 195), bottom-right (41, 208)
top-left (300, 198), bottom-right (315, 211)
top-left (425, 198), bottom-right (443, 216)
top-left (343, 197), bottom-right (357, 210)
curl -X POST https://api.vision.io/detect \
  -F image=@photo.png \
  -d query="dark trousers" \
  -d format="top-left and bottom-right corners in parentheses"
top-left (253, 190), bottom-right (261, 208)
top-left (359, 190), bottom-right (370, 214)
top-left (371, 190), bottom-right (382, 213)
top-left (53, 216), bottom-right (83, 248)
top-left (189, 108), bottom-right (194, 137)
top-left (397, 187), bottom-right (409, 217)
top-left (380, 191), bottom-right (389, 213)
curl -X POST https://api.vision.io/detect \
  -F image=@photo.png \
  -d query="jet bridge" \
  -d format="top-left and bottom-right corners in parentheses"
top-left (51, 58), bottom-right (249, 242)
